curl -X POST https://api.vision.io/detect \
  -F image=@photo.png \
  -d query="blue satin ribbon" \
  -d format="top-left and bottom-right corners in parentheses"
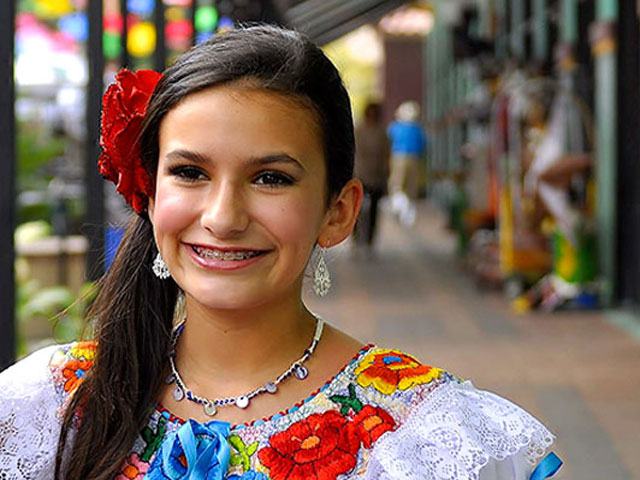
top-left (147, 419), bottom-right (231, 480)
top-left (530, 452), bottom-right (563, 480)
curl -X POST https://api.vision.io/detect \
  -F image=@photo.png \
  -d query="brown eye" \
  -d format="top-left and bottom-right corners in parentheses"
top-left (254, 171), bottom-right (294, 187)
top-left (169, 165), bottom-right (207, 182)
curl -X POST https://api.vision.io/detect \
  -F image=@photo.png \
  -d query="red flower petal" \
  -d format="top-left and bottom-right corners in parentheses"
top-left (258, 411), bottom-right (358, 480)
top-left (98, 69), bottom-right (162, 213)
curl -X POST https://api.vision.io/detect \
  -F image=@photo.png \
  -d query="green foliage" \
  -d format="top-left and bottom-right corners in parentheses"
top-left (17, 122), bottom-right (65, 191)
top-left (14, 220), bottom-right (52, 245)
top-left (16, 279), bottom-right (97, 354)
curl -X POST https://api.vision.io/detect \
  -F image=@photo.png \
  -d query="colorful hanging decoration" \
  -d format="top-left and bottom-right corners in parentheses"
top-left (103, 31), bottom-right (121, 59)
top-left (34, 0), bottom-right (74, 18)
top-left (58, 12), bottom-right (88, 42)
top-left (127, 21), bottom-right (156, 58)
top-left (127, 0), bottom-right (155, 16)
top-left (195, 5), bottom-right (218, 33)
top-left (217, 16), bottom-right (234, 33)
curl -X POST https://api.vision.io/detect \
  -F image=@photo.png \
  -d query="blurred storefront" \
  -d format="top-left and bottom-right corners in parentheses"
top-left (422, 0), bottom-right (640, 315)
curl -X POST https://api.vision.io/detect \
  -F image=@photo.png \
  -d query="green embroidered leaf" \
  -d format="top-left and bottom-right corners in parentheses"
top-left (247, 441), bottom-right (259, 457)
top-left (329, 383), bottom-right (363, 415)
top-left (230, 454), bottom-right (243, 466)
top-left (140, 416), bottom-right (169, 462)
top-left (229, 434), bottom-right (247, 452)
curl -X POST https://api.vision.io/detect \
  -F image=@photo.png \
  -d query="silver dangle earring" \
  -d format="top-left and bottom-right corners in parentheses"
top-left (313, 246), bottom-right (331, 297)
top-left (152, 252), bottom-right (171, 279)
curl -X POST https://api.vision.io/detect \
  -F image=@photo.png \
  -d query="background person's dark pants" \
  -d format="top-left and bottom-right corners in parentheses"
top-left (355, 186), bottom-right (384, 247)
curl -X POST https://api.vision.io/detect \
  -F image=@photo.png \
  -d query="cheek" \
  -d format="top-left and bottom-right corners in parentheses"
top-left (152, 188), bottom-right (197, 239)
top-left (254, 194), bottom-right (324, 249)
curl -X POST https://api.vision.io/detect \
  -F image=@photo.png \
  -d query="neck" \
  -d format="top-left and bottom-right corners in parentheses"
top-left (175, 290), bottom-right (317, 390)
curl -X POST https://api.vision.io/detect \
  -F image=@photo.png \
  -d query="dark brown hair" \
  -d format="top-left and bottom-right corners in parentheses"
top-left (55, 24), bottom-right (354, 479)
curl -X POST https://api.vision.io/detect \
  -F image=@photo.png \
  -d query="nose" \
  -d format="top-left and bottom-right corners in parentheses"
top-left (199, 181), bottom-right (250, 238)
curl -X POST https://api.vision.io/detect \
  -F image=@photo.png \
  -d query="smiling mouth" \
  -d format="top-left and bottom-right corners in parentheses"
top-left (190, 245), bottom-right (267, 261)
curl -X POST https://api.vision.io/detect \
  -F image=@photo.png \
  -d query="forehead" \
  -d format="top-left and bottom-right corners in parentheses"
top-left (158, 85), bottom-right (325, 165)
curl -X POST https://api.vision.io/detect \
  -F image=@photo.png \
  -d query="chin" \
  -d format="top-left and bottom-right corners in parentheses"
top-left (186, 285), bottom-right (280, 312)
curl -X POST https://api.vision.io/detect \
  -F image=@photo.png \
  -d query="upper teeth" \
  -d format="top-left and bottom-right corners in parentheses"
top-left (193, 246), bottom-right (261, 260)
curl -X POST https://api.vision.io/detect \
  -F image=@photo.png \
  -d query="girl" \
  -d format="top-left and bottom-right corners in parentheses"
top-left (0, 25), bottom-right (560, 480)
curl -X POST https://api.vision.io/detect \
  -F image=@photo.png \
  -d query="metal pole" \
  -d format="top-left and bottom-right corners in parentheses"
top-left (0, 0), bottom-right (16, 368)
top-left (511, 0), bottom-right (525, 60)
top-left (191, 0), bottom-right (198, 46)
top-left (154, 0), bottom-right (167, 72)
top-left (86, 0), bottom-right (106, 281)
top-left (533, 0), bottom-right (549, 62)
top-left (120, 0), bottom-right (130, 68)
top-left (561, 0), bottom-right (578, 44)
top-left (592, 0), bottom-right (618, 304)
top-left (495, 0), bottom-right (508, 59)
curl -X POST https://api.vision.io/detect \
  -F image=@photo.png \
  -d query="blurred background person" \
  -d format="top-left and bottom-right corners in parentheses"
top-left (387, 100), bottom-right (427, 226)
top-left (354, 101), bottom-right (390, 254)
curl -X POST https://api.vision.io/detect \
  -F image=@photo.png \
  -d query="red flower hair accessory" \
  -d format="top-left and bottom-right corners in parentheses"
top-left (98, 69), bottom-right (162, 214)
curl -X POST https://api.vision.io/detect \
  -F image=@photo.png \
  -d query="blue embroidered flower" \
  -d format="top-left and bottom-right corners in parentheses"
top-left (227, 471), bottom-right (268, 480)
top-left (145, 420), bottom-right (231, 480)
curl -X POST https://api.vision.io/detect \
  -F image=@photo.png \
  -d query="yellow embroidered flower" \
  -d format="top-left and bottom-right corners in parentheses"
top-left (354, 349), bottom-right (442, 395)
top-left (69, 341), bottom-right (97, 362)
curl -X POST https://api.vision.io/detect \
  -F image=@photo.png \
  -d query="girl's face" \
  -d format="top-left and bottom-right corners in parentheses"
top-left (149, 85), bottom-right (360, 311)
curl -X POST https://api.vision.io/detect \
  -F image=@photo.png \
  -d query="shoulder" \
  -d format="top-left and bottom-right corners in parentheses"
top-left (347, 347), bottom-right (555, 479)
top-left (0, 341), bottom-right (96, 479)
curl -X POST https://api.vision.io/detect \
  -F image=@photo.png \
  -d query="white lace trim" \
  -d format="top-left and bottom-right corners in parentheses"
top-left (364, 381), bottom-right (554, 480)
top-left (0, 346), bottom-right (62, 479)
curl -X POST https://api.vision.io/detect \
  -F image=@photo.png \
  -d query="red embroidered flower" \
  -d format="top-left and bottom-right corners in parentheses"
top-left (98, 69), bottom-right (162, 213)
top-left (61, 358), bottom-right (93, 392)
top-left (354, 349), bottom-right (442, 395)
top-left (257, 411), bottom-right (359, 480)
top-left (348, 405), bottom-right (396, 449)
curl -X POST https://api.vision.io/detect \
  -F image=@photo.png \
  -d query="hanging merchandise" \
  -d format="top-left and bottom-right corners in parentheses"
top-left (34, 0), bottom-right (74, 19)
top-left (127, 0), bottom-right (154, 16)
top-left (58, 12), bottom-right (88, 42)
top-left (103, 31), bottom-right (121, 59)
top-left (165, 19), bottom-right (193, 49)
top-left (195, 5), bottom-right (218, 33)
top-left (499, 78), bottom-right (598, 313)
top-left (103, 12), bottom-right (124, 32)
top-left (217, 16), bottom-right (234, 32)
top-left (127, 21), bottom-right (156, 58)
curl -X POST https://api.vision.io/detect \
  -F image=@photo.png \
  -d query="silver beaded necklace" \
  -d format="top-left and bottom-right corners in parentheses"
top-left (166, 317), bottom-right (325, 417)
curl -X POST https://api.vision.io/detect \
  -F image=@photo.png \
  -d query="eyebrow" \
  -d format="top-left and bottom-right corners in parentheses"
top-left (165, 149), bottom-right (306, 172)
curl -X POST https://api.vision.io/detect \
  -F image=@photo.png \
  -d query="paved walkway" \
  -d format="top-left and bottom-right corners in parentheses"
top-left (306, 201), bottom-right (640, 480)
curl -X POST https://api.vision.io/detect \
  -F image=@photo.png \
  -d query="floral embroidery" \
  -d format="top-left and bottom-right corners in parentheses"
top-left (354, 349), bottom-right (442, 395)
top-left (146, 420), bottom-right (231, 480)
top-left (230, 434), bottom-right (260, 471)
top-left (46, 342), bottom-right (451, 479)
top-left (116, 453), bottom-right (149, 480)
top-left (61, 358), bottom-right (93, 392)
top-left (140, 414), bottom-right (169, 462)
top-left (257, 411), bottom-right (360, 480)
top-left (348, 405), bottom-right (396, 449)
top-left (227, 472), bottom-right (268, 480)
top-left (69, 341), bottom-right (97, 361)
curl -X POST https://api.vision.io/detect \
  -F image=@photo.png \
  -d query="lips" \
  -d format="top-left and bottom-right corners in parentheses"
top-left (185, 243), bottom-right (270, 271)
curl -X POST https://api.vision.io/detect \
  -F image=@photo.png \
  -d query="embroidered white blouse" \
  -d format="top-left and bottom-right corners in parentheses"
top-left (0, 342), bottom-right (556, 480)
